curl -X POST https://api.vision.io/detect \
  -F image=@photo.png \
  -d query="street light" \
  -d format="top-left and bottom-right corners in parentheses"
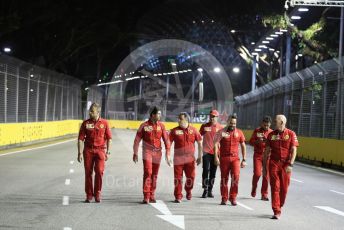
top-left (214, 67), bottom-right (221, 73)
top-left (197, 68), bottom-right (203, 72)
top-left (3, 47), bottom-right (11, 53)
top-left (233, 67), bottom-right (240, 73)
top-left (291, 16), bottom-right (301, 20)
top-left (298, 8), bottom-right (309, 12)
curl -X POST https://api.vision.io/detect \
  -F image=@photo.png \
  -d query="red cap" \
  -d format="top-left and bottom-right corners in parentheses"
top-left (210, 110), bottom-right (219, 117)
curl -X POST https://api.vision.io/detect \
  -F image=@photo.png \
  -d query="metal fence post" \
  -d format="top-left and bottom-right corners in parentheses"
top-left (26, 71), bottom-right (30, 122)
top-left (53, 85), bottom-right (57, 121)
top-left (60, 85), bottom-right (64, 120)
top-left (16, 66), bottom-right (19, 123)
top-left (4, 64), bottom-right (7, 123)
top-left (309, 69), bottom-right (315, 136)
top-left (71, 87), bottom-right (74, 119)
top-left (66, 85), bottom-right (69, 119)
top-left (322, 77), bottom-right (327, 138)
top-left (36, 78), bottom-right (40, 122)
top-left (44, 77), bottom-right (49, 121)
top-left (297, 76), bottom-right (304, 135)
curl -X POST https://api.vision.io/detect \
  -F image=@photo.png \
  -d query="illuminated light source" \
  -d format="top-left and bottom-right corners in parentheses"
top-left (271, 34), bottom-right (278, 37)
top-left (291, 16), bottom-right (301, 20)
top-left (298, 8), bottom-right (309, 12)
top-left (233, 67), bottom-right (240, 73)
top-left (3, 47), bottom-right (11, 53)
top-left (255, 48), bottom-right (262, 52)
top-left (262, 41), bottom-right (270, 44)
top-left (231, 30), bottom-right (236, 33)
top-left (213, 67), bottom-right (221, 73)
top-left (197, 68), bottom-right (203, 72)
top-left (266, 37), bottom-right (274, 40)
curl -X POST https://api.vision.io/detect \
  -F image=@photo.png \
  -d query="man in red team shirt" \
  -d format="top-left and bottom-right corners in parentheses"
top-left (199, 110), bottom-right (223, 198)
top-left (133, 106), bottom-right (171, 204)
top-left (77, 103), bottom-right (112, 203)
top-left (249, 116), bottom-right (273, 201)
top-left (214, 114), bottom-right (247, 206)
top-left (169, 112), bottom-right (202, 203)
top-left (263, 114), bottom-right (299, 220)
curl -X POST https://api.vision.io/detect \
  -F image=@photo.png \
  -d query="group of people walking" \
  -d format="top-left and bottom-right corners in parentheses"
top-left (77, 103), bottom-right (299, 220)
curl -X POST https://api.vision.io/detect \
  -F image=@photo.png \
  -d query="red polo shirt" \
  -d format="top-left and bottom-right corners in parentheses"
top-left (214, 128), bottom-right (245, 158)
top-left (133, 119), bottom-right (170, 155)
top-left (249, 127), bottom-right (273, 155)
top-left (78, 118), bottom-right (112, 148)
top-left (200, 122), bottom-right (223, 154)
top-left (169, 125), bottom-right (202, 162)
top-left (266, 128), bottom-right (299, 162)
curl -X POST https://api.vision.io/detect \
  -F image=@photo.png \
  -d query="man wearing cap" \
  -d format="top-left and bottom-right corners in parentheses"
top-left (249, 116), bottom-right (273, 201)
top-left (133, 106), bottom-right (171, 204)
top-left (263, 114), bottom-right (299, 219)
top-left (199, 110), bottom-right (223, 198)
top-left (77, 102), bottom-right (112, 203)
top-left (214, 114), bottom-right (247, 206)
top-left (169, 112), bottom-right (202, 203)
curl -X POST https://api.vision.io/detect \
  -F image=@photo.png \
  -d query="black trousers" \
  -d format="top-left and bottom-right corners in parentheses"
top-left (202, 153), bottom-right (217, 191)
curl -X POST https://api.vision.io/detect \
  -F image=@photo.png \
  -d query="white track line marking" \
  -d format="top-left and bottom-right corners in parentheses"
top-left (291, 178), bottom-right (304, 183)
top-left (237, 201), bottom-right (254, 211)
top-left (63, 227), bottom-right (72, 230)
top-left (70, 161), bottom-right (74, 165)
top-left (65, 179), bottom-right (71, 185)
top-left (330, 190), bottom-right (344, 196)
top-left (62, 196), bottom-right (69, 206)
top-left (150, 200), bottom-right (172, 215)
top-left (314, 206), bottom-right (344, 217)
top-left (0, 139), bottom-right (75, 157)
top-left (69, 169), bottom-right (74, 174)
top-left (150, 200), bottom-right (185, 229)
top-left (157, 215), bottom-right (185, 230)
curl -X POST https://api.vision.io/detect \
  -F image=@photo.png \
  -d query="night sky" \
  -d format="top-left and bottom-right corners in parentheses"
top-left (1, 0), bottom-right (338, 86)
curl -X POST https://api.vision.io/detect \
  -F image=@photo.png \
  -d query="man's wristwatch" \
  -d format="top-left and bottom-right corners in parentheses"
top-left (242, 159), bottom-right (246, 162)
top-left (289, 163), bottom-right (294, 167)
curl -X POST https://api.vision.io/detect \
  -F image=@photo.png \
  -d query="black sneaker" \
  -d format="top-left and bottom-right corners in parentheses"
top-left (220, 200), bottom-right (227, 205)
top-left (174, 199), bottom-right (181, 203)
top-left (261, 196), bottom-right (269, 201)
top-left (201, 190), bottom-right (208, 198)
top-left (207, 191), bottom-right (214, 198)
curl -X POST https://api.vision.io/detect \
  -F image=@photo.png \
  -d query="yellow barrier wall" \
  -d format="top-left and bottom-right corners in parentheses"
top-left (0, 120), bottom-right (343, 167)
top-left (0, 120), bottom-right (82, 146)
top-left (108, 120), bottom-right (202, 131)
